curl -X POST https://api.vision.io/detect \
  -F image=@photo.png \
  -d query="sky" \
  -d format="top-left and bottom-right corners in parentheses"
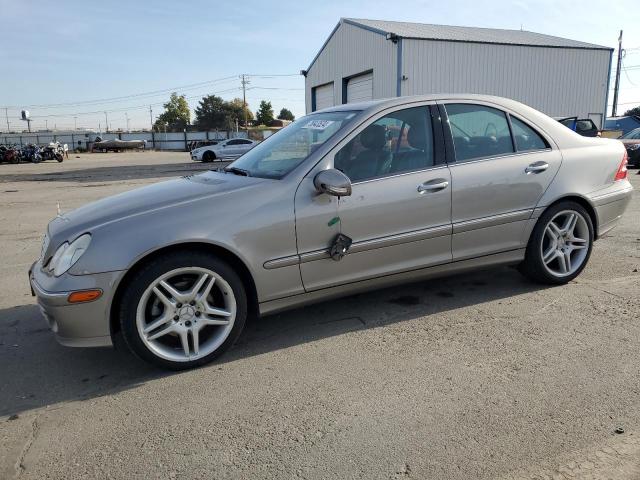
top-left (1, 0), bottom-right (639, 132)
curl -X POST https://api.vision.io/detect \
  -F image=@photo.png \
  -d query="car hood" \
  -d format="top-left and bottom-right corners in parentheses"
top-left (45, 170), bottom-right (269, 255)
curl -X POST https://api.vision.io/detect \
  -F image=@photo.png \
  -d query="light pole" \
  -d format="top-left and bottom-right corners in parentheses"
top-left (104, 111), bottom-right (109, 133)
top-left (74, 116), bottom-right (77, 131)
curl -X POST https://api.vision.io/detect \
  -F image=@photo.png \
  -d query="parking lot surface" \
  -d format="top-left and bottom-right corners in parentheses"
top-left (1, 152), bottom-right (639, 479)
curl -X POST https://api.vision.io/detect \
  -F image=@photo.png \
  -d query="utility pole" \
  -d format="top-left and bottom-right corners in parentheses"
top-left (74, 116), bottom-right (77, 131)
top-left (240, 74), bottom-right (250, 132)
top-left (4, 107), bottom-right (9, 132)
top-left (149, 106), bottom-right (153, 131)
top-left (104, 111), bottom-right (109, 133)
top-left (45, 119), bottom-right (48, 130)
top-left (612, 30), bottom-right (623, 117)
top-left (125, 112), bottom-right (130, 132)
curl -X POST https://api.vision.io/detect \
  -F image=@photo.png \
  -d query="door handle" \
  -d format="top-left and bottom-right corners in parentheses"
top-left (417, 179), bottom-right (449, 194)
top-left (525, 161), bottom-right (549, 174)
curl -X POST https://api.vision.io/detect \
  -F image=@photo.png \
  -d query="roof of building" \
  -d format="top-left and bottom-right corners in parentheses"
top-left (344, 18), bottom-right (611, 50)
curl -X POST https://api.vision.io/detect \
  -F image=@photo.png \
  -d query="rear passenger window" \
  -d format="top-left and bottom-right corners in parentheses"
top-left (445, 104), bottom-right (514, 161)
top-left (334, 106), bottom-right (434, 182)
top-left (510, 117), bottom-right (548, 151)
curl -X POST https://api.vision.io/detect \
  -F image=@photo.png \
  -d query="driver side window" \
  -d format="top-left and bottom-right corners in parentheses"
top-left (334, 106), bottom-right (434, 182)
top-left (445, 104), bottom-right (514, 162)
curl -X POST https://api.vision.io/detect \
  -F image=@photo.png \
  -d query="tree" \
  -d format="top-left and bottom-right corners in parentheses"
top-left (624, 106), bottom-right (640, 117)
top-left (226, 98), bottom-right (254, 127)
top-left (194, 96), bottom-right (253, 130)
top-left (194, 95), bottom-right (228, 130)
top-left (256, 100), bottom-right (274, 126)
top-left (154, 93), bottom-right (190, 131)
top-left (277, 108), bottom-right (295, 121)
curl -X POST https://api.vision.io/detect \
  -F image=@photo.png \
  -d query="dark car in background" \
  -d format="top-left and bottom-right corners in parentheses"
top-left (619, 127), bottom-right (640, 168)
top-left (556, 117), bottom-right (600, 137)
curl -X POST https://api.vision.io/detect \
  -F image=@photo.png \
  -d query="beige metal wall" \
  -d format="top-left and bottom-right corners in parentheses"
top-left (401, 39), bottom-right (611, 127)
top-left (305, 21), bottom-right (397, 113)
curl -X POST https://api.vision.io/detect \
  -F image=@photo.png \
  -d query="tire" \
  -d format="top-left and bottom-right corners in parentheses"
top-left (119, 251), bottom-right (247, 370)
top-left (56, 154), bottom-right (63, 162)
top-left (519, 201), bottom-right (594, 285)
top-left (202, 151), bottom-right (215, 162)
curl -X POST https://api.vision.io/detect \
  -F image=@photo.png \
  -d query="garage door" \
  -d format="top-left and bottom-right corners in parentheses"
top-left (346, 72), bottom-right (373, 103)
top-left (313, 83), bottom-right (334, 111)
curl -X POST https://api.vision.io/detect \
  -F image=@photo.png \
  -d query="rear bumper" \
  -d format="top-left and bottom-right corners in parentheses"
top-left (589, 182), bottom-right (633, 237)
top-left (29, 262), bottom-right (121, 347)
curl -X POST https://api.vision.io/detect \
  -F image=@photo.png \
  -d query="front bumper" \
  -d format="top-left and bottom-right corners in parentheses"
top-left (191, 152), bottom-right (202, 161)
top-left (29, 261), bottom-right (123, 347)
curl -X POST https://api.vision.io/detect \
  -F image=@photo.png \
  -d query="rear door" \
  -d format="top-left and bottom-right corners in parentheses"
top-left (441, 101), bottom-right (562, 261)
top-left (295, 104), bottom-right (452, 291)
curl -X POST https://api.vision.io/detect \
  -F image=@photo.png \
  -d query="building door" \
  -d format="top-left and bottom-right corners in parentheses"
top-left (346, 72), bottom-right (373, 103)
top-left (313, 83), bottom-right (334, 111)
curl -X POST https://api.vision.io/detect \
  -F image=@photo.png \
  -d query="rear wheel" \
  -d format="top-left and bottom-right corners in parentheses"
top-left (119, 251), bottom-right (247, 369)
top-left (202, 151), bottom-right (215, 162)
top-left (519, 201), bottom-right (593, 284)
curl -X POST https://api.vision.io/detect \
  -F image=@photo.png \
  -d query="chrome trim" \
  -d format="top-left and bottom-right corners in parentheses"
top-left (452, 209), bottom-right (532, 234)
top-left (264, 224), bottom-right (453, 269)
top-left (351, 164), bottom-right (449, 186)
top-left (263, 255), bottom-right (301, 270)
top-left (446, 148), bottom-right (554, 167)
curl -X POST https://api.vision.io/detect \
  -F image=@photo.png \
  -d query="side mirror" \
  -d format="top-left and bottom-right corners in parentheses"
top-left (313, 169), bottom-right (352, 197)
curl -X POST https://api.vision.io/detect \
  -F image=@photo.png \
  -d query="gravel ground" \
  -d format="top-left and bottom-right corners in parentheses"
top-left (0, 152), bottom-right (639, 480)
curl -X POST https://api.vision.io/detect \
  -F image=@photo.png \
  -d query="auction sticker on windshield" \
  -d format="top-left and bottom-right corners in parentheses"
top-left (303, 120), bottom-right (335, 130)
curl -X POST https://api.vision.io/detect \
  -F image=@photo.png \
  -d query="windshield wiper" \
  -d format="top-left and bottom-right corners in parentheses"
top-left (223, 166), bottom-right (250, 176)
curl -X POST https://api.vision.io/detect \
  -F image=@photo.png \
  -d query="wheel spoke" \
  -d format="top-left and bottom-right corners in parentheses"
top-left (159, 280), bottom-right (189, 303)
top-left (152, 286), bottom-right (175, 308)
top-left (559, 250), bottom-right (572, 273)
top-left (204, 304), bottom-right (232, 318)
top-left (191, 328), bottom-right (200, 355)
top-left (547, 221), bottom-right (562, 237)
top-left (178, 330), bottom-right (190, 357)
top-left (203, 317), bottom-right (230, 326)
top-left (187, 273), bottom-right (210, 299)
top-left (146, 323), bottom-right (175, 341)
top-left (196, 276), bottom-right (216, 302)
top-left (542, 246), bottom-right (558, 265)
top-left (562, 212), bottom-right (578, 235)
top-left (143, 314), bottom-right (172, 334)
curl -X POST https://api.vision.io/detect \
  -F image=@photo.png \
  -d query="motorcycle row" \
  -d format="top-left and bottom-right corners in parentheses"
top-left (0, 142), bottom-right (67, 164)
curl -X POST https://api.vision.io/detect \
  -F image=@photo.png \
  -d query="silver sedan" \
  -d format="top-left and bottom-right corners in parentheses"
top-left (30, 94), bottom-right (633, 369)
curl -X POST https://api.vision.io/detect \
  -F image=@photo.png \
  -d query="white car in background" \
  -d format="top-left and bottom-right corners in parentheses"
top-left (190, 138), bottom-right (258, 162)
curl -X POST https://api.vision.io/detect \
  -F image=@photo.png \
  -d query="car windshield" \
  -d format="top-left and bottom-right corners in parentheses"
top-left (226, 111), bottom-right (357, 179)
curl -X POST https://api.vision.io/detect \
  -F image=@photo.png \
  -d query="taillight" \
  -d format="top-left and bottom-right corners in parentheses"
top-left (615, 152), bottom-right (628, 181)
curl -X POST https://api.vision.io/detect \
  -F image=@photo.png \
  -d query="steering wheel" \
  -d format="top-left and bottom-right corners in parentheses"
top-left (484, 122), bottom-right (497, 138)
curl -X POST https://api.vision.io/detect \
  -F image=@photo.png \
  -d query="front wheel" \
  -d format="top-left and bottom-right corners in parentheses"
top-left (119, 252), bottom-right (247, 369)
top-left (519, 201), bottom-right (594, 284)
top-left (202, 151), bottom-right (215, 162)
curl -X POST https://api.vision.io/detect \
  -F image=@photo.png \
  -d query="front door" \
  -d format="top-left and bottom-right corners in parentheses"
top-left (295, 104), bottom-right (452, 291)
top-left (442, 102), bottom-right (562, 260)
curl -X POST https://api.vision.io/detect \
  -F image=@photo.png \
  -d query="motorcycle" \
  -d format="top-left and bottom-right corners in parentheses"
top-left (21, 144), bottom-right (43, 163)
top-left (42, 142), bottom-right (64, 162)
top-left (0, 145), bottom-right (21, 164)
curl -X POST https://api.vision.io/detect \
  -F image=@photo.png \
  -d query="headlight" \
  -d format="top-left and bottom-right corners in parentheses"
top-left (626, 144), bottom-right (640, 151)
top-left (48, 233), bottom-right (91, 277)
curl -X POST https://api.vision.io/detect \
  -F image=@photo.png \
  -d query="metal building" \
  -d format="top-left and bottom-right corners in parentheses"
top-left (303, 18), bottom-right (612, 127)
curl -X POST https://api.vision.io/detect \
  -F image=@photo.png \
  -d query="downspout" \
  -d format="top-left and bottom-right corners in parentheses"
top-left (396, 37), bottom-right (403, 97)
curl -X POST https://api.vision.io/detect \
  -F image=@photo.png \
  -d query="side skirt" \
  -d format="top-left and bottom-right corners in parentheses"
top-left (259, 248), bottom-right (525, 316)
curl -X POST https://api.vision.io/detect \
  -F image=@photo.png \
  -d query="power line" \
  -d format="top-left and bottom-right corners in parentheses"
top-left (1, 73), bottom-right (299, 109)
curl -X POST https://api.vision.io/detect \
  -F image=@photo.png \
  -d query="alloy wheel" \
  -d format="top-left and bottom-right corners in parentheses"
top-left (136, 267), bottom-right (237, 362)
top-left (540, 210), bottom-right (590, 277)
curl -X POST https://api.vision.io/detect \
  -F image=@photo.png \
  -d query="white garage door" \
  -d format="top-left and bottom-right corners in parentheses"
top-left (314, 83), bottom-right (334, 111)
top-left (346, 72), bottom-right (373, 103)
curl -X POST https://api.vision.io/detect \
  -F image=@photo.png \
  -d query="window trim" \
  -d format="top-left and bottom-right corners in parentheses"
top-left (439, 101), bottom-right (553, 164)
top-left (328, 103), bottom-right (444, 185)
